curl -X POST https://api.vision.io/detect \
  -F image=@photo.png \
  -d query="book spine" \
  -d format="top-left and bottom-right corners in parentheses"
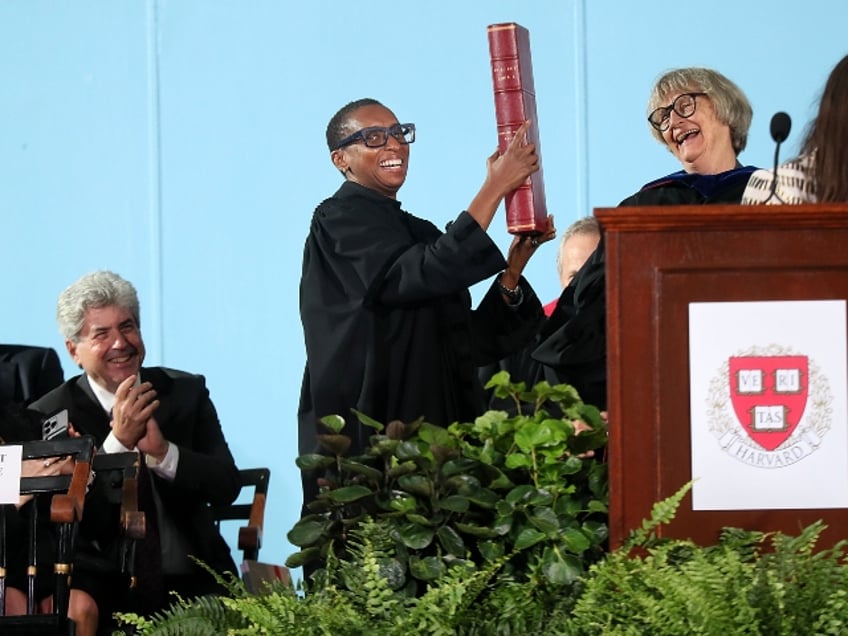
top-left (487, 23), bottom-right (547, 235)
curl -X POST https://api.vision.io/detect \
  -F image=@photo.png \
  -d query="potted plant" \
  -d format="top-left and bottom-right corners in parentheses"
top-left (286, 371), bottom-right (609, 595)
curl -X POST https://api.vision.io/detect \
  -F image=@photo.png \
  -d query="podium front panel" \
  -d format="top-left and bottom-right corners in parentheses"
top-left (598, 204), bottom-right (848, 548)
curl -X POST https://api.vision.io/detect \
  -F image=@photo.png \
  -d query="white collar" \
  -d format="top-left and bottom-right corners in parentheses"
top-left (87, 373), bottom-right (142, 415)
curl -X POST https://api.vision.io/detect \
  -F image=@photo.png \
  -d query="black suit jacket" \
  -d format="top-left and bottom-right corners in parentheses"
top-left (0, 344), bottom-right (64, 406)
top-left (29, 367), bottom-right (241, 578)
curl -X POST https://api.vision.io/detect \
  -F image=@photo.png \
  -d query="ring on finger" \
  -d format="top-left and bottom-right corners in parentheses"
top-left (530, 238), bottom-right (539, 247)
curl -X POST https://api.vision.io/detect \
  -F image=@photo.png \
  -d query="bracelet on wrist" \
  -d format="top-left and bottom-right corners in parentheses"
top-left (497, 273), bottom-right (524, 305)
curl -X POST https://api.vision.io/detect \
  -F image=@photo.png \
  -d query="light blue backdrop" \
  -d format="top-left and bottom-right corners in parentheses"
top-left (2, 0), bottom-right (845, 582)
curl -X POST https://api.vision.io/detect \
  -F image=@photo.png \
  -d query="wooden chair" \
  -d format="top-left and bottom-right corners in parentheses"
top-left (0, 435), bottom-right (95, 634)
top-left (211, 468), bottom-right (270, 562)
top-left (88, 452), bottom-right (145, 590)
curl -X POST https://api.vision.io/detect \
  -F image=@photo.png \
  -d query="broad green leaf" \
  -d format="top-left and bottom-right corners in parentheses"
top-left (338, 458), bottom-right (383, 481)
top-left (295, 454), bottom-right (335, 471)
top-left (386, 460), bottom-right (418, 478)
top-left (562, 527), bottom-right (591, 553)
top-left (557, 496), bottom-right (583, 517)
top-left (588, 499), bottom-right (609, 513)
top-left (418, 423), bottom-right (455, 448)
top-left (406, 513), bottom-right (435, 526)
top-left (351, 409), bottom-right (385, 432)
top-left (437, 525), bottom-right (466, 556)
top-left (286, 519), bottom-right (327, 546)
top-left (396, 440), bottom-right (423, 460)
top-left (505, 485), bottom-right (536, 506)
top-left (527, 488), bottom-right (554, 507)
top-left (284, 546), bottom-right (321, 568)
top-left (582, 519), bottom-right (609, 544)
top-left (479, 438), bottom-right (499, 465)
top-left (319, 414), bottom-right (346, 433)
top-left (379, 558), bottom-right (407, 590)
top-left (478, 539), bottom-right (505, 561)
top-left (504, 453), bottom-right (532, 469)
top-left (398, 523), bottom-right (434, 549)
top-left (398, 474), bottom-right (433, 497)
top-left (446, 474), bottom-right (482, 493)
top-left (465, 487), bottom-right (500, 508)
top-left (541, 551), bottom-right (583, 585)
top-left (559, 455), bottom-right (584, 475)
top-left (317, 433), bottom-right (351, 456)
top-left (492, 516), bottom-right (513, 536)
top-left (371, 438), bottom-right (400, 455)
top-left (487, 468), bottom-right (513, 490)
top-left (528, 507), bottom-right (560, 535)
top-left (438, 495), bottom-right (470, 513)
top-left (409, 555), bottom-right (446, 581)
top-left (454, 522), bottom-right (499, 538)
top-left (482, 369), bottom-right (512, 391)
top-left (325, 485), bottom-right (372, 503)
top-left (441, 457), bottom-right (479, 477)
top-left (514, 527), bottom-right (546, 550)
top-left (382, 490), bottom-right (417, 514)
top-left (589, 465), bottom-right (608, 496)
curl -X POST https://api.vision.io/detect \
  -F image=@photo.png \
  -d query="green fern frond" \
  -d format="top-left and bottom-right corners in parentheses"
top-left (394, 559), bottom-right (501, 635)
top-left (115, 593), bottom-right (244, 635)
top-left (624, 481), bottom-right (693, 549)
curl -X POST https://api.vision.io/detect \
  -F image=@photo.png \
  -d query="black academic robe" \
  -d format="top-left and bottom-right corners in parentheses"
top-left (299, 181), bottom-right (543, 499)
top-left (491, 165), bottom-right (759, 411)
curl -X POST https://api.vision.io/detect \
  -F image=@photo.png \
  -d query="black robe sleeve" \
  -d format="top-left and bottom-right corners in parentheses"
top-left (299, 183), bottom-right (543, 464)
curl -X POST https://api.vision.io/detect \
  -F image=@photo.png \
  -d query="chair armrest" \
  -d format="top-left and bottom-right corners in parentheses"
top-left (92, 452), bottom-right (146, 541)
top-left (238, 488), bottom-right (266, 553)
top-left (50, 457), bottom-right (91, 524)
top-left (17, 436), bottom-right (95, 524)
top-left (237, 468), bottom-right (269, 555)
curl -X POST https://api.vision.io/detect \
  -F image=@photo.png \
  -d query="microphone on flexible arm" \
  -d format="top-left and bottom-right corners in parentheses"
top-left (766, 111), bottom-right (792, 203)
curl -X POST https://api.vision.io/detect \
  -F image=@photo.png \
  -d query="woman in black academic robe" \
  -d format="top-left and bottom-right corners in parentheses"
top-left (298, 99), bottom-right (553, 510)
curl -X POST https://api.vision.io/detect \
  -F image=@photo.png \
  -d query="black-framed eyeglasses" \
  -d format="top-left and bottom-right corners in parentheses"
top-left (648, 92), bottom-right (707, 132)
top-left (334, 123), bottom-right (415, 150)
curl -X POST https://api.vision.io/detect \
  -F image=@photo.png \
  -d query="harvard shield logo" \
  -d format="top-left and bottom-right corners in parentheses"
top-left (728, 355), bottom-right (808, 451)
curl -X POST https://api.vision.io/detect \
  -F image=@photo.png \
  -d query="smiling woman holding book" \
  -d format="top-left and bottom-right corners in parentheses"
top-left (297, 98), bottom-right (555, 513)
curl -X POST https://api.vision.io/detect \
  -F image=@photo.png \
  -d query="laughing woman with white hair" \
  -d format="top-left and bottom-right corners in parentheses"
top-left (535, 67), bottom-right (760, 410)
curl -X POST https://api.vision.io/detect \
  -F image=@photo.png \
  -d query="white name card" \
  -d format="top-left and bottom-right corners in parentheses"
top-left (0, 445), bottom-right (23, 504)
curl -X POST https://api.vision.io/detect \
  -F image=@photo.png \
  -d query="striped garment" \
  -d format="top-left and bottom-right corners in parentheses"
top-left (740, 153), bottom-right (817, 204)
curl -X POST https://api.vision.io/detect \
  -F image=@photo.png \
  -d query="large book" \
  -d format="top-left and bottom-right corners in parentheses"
top-left (487, 22), bottom-right (548, 235)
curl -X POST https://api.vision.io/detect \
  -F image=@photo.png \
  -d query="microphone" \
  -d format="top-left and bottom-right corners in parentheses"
top-left (766, 112), bottom-right (791, 203)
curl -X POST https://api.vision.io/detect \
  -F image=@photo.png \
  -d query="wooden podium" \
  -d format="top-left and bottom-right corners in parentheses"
top-left (597, 203), bottom-right (848, 549)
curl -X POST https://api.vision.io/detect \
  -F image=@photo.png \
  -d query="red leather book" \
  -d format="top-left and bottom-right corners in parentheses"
top-left (487, 22), bottom-right (548, 235)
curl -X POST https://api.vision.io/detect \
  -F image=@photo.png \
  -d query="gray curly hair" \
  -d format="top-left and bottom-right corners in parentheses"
top-left (57, 270), bottom-right (140, 342)
top-left (647, 67), bottom-right (752, 155)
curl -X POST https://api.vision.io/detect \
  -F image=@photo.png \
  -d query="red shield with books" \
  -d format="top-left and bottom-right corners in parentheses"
top-left (728, 355), bottom-right (808, 451)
